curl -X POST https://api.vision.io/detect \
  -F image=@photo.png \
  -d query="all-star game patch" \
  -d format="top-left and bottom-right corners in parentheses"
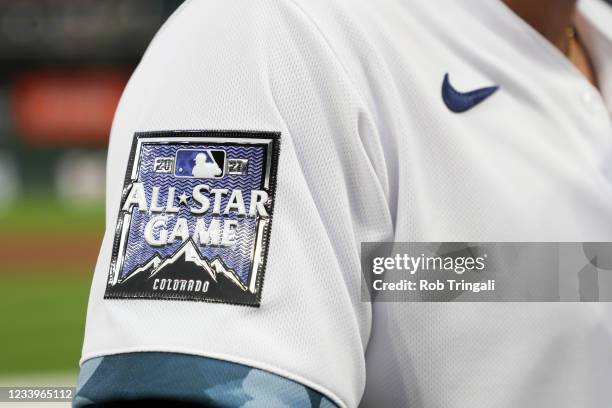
top-left (105, 131), bottom-right (280, 307)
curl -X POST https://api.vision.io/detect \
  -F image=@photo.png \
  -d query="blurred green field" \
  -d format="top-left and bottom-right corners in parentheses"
top-left (0, 194), bottom-right (104, 377)
top-left (0, 273), bottom-right (91, 375)
top-left (0, 193), bottom-right (105, 233)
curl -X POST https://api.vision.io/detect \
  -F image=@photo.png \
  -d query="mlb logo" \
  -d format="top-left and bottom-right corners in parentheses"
top-left (175, 149), bottom-right (226, 179)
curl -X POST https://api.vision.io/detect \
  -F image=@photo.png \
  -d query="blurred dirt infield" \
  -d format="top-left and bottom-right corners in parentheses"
top-left (0, 195), bottom-right (104, 273)
top-left (0, 232), bottom-right (100, 272)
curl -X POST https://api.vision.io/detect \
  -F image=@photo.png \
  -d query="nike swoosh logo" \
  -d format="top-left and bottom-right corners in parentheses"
top-left (442, 73), bottom-right (499, 113)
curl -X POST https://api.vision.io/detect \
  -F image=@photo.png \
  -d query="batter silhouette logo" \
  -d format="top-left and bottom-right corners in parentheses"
top-left (175, 149), bottom-right (225, 179)
top-left (105, 131), bottom-right (280, 306)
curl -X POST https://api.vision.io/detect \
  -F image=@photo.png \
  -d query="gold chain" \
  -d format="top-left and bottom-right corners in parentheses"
top-left (565, 25), bottom-right (576, 58)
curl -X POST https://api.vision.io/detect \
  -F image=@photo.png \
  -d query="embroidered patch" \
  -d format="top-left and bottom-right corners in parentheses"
top-left (105, 131), bottom-right (280, 306)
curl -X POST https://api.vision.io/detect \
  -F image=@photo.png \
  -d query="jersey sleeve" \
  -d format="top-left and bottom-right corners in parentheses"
top-left (74, 353), bottom-right (337, 407)
top-left (78, 0), bottom-right (393, 406)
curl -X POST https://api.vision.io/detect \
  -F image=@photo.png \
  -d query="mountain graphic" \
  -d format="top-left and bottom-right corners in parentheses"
top-left (121, 254), bottom-right (163, 283)
top-left (107, 239), bottom-right (255, 304)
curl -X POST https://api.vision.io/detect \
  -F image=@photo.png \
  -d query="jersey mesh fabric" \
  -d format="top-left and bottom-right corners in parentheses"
top-left (80, 0), bottom-right (612, 407)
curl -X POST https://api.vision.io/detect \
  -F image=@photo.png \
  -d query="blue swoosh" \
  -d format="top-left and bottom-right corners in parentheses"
top-left (442, 73), bottom-right (498, 113)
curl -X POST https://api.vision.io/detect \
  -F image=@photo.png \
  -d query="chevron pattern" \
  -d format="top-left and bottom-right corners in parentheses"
top-left (120, 142), bottom-right (267, 285)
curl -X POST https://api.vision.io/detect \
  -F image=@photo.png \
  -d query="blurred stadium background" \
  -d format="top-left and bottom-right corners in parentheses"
top-left (0, 0), bottom-right (183, 402)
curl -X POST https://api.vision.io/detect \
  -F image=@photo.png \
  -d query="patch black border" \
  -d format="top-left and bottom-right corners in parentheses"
top-left (104, 130), bottom-right (281, 307)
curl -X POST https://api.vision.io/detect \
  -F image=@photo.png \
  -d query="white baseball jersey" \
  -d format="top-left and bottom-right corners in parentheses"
top-left (79, 0), bottom-right (612, 407)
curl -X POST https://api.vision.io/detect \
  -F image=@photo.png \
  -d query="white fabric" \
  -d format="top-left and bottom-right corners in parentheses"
top-left (80, 0), bottom-right (612, 407)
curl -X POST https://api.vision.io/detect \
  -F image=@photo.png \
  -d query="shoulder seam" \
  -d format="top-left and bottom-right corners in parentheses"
top-left (281, 0), bottom-right (372, 115)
